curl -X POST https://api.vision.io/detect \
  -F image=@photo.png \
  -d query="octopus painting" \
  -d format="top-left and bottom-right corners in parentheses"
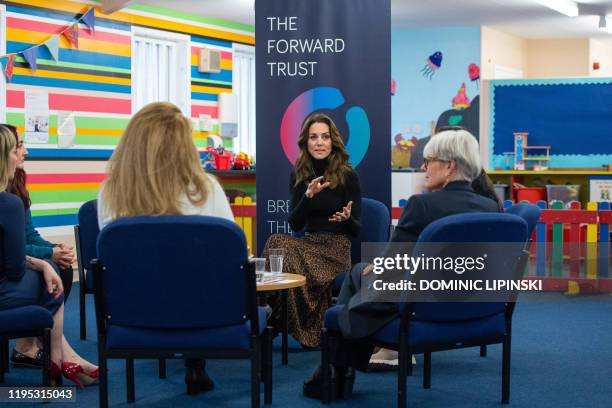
top-left (421, 51), bottom-right (442, 79)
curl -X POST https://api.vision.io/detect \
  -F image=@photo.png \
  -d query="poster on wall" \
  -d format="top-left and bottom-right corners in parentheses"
top-left (24, 90), bottom-right (50, 144)
top-left (57, 111), bottom-right (76, 148)
top-left (255, 0), bottom-right (391, 252)
top-left (590, 179), bottom-right (612, 203)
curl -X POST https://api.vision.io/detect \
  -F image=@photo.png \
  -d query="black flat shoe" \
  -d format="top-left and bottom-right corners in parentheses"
top-left (11, 349), bottom-right (42, 369)
top-left (303, 364), bottom-right (338, 400)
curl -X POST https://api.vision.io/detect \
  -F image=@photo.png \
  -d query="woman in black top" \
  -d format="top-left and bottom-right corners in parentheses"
top-left (264, 112), bottom-right (362, 347)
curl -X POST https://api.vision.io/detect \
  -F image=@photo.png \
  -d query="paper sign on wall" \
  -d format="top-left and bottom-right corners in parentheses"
top-left (590, 179), bottom-right (612, 202)
top-left (57, 111), bottom-right (76, 148)
top-left (24, 90), bottom-right (49, 144)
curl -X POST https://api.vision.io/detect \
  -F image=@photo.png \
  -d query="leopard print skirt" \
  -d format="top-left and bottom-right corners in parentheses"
top-left (263, 232), bottom-right (351, 347)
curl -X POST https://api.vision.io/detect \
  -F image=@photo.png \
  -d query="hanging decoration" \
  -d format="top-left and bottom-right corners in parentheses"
top-left (0, 7), bottom-right (95, 82)
top-left (3, 54), bottom-right (15, 81)
top-left (44, 36), bottom-right (60, 62)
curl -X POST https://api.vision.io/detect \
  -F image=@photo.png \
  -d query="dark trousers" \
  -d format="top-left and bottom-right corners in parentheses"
top-left (331, 263), bottom-right (375, 371)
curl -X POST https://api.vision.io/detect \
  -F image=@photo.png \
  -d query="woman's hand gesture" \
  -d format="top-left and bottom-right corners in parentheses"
top-left (305, 176), bottom-right (331, 198)
top-left (329, 201), bottom-right (353, 222)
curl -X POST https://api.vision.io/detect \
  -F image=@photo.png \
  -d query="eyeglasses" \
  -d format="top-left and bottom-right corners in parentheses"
top-left (422, 157), bottom-right (449, 170)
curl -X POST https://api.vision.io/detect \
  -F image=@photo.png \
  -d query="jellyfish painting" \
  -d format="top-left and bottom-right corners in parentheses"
top-left (421, 51), bottom-right (442, 79)
top-left (468, 63), bottom-right (480, 88)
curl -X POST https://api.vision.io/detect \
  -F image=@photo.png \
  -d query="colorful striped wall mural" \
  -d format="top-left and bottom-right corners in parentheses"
top-left (0, 0), bottom-right (255, 229)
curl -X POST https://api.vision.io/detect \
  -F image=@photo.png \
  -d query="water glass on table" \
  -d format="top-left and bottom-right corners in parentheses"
top-left (269, 248), bottom-right (284, 276)
top-left (253, 257), bottom-right (266, 283)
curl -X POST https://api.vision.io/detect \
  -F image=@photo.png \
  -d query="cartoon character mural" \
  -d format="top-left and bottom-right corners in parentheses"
top-left (468, 63), bottom-right (480, 88)
top-left (421, 51), bottom-right (443, 79)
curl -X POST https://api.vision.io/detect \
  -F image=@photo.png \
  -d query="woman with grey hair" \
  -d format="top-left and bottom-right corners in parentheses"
top-left (304, 128), bottom-right (501, 400)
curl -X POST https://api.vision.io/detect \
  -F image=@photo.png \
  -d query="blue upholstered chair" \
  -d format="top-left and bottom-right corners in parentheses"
top-left (505, 202), bottom-right (542, 242)
top-left (332, 198), bottom-right (391, 295)
top-left (74, 199), bottom-right (98, 340)
top-left (0, 193), bottom-right (53, 386)
top-left (321, 213), bottom-right (529, 407)
top-left (92, 216), bottom-right (272, 407)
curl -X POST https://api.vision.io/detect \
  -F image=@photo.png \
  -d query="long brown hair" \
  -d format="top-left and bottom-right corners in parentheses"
top-left (0, 126), bottom-right (16, 192)
top-left (2, 124), bottom-right (31, 209)
top-left (102, 102), bottom-right (211, 219)
top-left (294, 113), bottom-right (351, 189)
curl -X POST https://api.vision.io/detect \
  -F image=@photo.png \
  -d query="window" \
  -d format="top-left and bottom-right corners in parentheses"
top-left (232, 44), bottom-right (255, 157)
top-left (131, 27), bottom-right (190, 115)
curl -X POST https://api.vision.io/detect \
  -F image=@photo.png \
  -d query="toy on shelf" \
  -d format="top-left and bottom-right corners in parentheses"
top-left (201, 147), bottom-right (233, 171)
top-left (233, 152), bottom-right (252, 170)
top-left (513, 132), bottom-right (550, 171)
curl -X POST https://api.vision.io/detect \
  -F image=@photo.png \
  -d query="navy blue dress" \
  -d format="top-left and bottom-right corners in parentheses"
top-left (0, 193), bottom-right (63, 315)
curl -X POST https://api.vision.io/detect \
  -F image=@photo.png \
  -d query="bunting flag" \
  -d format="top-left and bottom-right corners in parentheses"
top-left (0, 7), bottom-right (92, 64)
top-left (81, 8), bottom-right (95, 33)
top-left (63, 24), bottom-right (78, 48)
top-left (3, 54), bottom-right (15, 82)
top-left (22, 47), bottom-right (38, 73)
top-left (44, 35), bottom-right (60, 61)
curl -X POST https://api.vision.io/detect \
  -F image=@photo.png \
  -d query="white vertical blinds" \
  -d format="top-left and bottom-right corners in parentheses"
top-left (132, 36), bottom-right (178, 113)
top-left (232, 45), bottom-right (256, 157)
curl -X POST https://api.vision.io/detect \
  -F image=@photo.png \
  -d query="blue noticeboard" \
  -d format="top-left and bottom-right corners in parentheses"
top-left (490, 78), bottom-right (612, 169)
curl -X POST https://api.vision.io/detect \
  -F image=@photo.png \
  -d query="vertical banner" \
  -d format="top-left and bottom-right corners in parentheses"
top-left (256, 0), bottom-right (391, 252)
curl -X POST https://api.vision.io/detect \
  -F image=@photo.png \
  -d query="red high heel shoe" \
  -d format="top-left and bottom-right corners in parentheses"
top-left (62, 362), bottom-right (100, 389)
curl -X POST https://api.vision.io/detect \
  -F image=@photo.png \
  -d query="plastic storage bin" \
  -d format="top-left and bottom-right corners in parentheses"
top-left (493, 184), bottom-right (508, 202)
top-left (515, 187), bottom-right (546, 204)
top-left (546, 184), bottom-right (580, 206)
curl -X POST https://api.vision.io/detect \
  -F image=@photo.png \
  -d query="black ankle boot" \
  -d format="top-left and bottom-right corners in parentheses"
top-left (303, 364), bottom-right (338, 400)
top-left (185, 359), bottom-right (214, 396)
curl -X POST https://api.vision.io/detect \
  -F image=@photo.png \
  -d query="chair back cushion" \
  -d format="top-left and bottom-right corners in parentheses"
top-left (405, 212), bottom-right (528, 321)
top-left (77, 199), bottom-right (99, 271)
top-left (505, 203), bottom-right (541, 237)
top-left (0, 193), bottom-right (26, 281)
top-left (350, 198), bottom-right (390, 264)
top-left (97, 215), bottom-right (249, 329)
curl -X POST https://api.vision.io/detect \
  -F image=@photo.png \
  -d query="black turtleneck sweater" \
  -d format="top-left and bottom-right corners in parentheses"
top-left (288, 158), bottom-right (362, 237)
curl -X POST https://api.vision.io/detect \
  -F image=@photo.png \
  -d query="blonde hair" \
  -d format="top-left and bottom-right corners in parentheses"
top-left (0, 126), bottom-right (16, 191)
top-left (424, 129), bottom-right (482, 182)
top-left (294, 113), bottom-right (351, 189)
top-left (102, 102), bottom-right (210, 218)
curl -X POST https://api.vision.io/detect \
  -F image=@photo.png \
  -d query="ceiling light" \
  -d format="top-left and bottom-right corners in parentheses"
top-left (534, 0), bottom-right (579, 17)
top-left (600, 16), bottom-right (612, 34)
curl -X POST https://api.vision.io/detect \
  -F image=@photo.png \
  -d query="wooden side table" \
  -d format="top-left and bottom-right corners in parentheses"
top-left (257, 273), bottom-right (306, 365)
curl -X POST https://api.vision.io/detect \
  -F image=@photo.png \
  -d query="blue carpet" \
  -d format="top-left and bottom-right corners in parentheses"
top-left (3, 286), bottom-right (612, 407)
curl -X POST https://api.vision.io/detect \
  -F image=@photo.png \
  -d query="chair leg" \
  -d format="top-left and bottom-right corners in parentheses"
top-left (502, 335), bottom-right (511, 404)
top-left (321, 328), bottom-right (332, 404)
top-left (251, 334), bottom-right (261, 408)
top-left (264, 327), bottom-right (273, 404)
top-left (42, 329), bottom-right (51, 386)
top-left (2, 336), bottom-right (9, 373)
top-left (0, 337), bottom-right (5, 383)
top-left (99, 349), bottom-right (108, 408)
top-left (423, 352), bottom-right (431, 389)
top-left (480, 345), bottom-right (487, 357)
top-left (158, 359), bottom-right (166, 379)
top-left (398, 345), bottom-right (408, 408)
top-left (126, 358), bottom-right (135, 403)
top-left (407, 353), bottom-right (412, 376)
top-left (79, 287), bottom-right (87, 340)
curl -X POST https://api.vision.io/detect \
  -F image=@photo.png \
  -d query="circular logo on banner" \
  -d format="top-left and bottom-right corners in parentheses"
top-left (280, 87), bottom-right (370, 167)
